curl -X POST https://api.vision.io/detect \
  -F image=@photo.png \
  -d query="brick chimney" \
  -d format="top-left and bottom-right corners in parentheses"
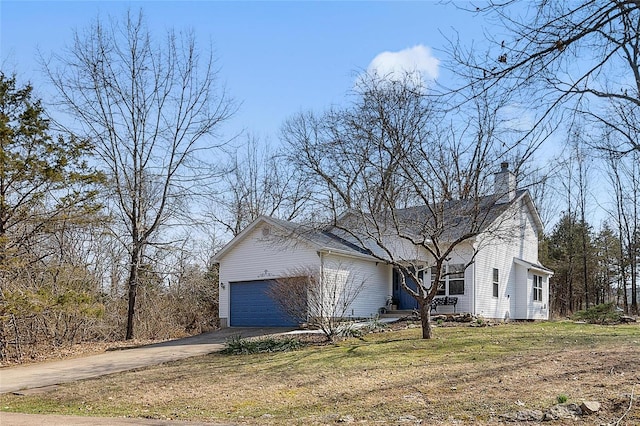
top-left (494, 162), bottom-right (516, 204)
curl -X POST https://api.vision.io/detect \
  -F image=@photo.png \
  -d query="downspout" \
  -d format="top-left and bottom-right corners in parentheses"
top-left (473, 245), bottom-right (477, 316)
top-left (318, 251), bottom-right (325, 323)
top-left (472, 259), bottom-right (476, 316)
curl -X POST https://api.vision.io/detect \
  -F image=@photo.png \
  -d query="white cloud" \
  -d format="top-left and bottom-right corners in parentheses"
top-left (367, 45), bottom-right (440, 82)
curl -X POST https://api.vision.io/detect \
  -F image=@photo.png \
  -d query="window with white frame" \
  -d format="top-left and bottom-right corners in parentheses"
top-left (492, 268), bottom-right (499, 298)
top-left (533, 274), bottom-right (543, 301)
top-left (448, 264), bottom-right (465, 295)
top-left (430, 264), bottom-right (465, 295)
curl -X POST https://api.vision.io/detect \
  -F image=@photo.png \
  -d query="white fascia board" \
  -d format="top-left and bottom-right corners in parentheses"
top-left (514, 257), bottom-right (554, 276)
top-left (212, 215), bottom-right (321, 262)
top-left (317, 247), bottom-right (380, 262)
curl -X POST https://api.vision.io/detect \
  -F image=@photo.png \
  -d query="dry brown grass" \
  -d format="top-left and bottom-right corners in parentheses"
top-left (1, 321), bottom-right (639, 425)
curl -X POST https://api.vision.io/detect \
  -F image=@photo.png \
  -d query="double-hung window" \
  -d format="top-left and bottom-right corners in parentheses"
top-left (448, 264), bottom-right (465, 295)
top-left (492, 268), bottom-right (499, 298)
top-left (430, 264), bottom-right (465, 295)
top-left (533, 275), bottom-right (543, 301)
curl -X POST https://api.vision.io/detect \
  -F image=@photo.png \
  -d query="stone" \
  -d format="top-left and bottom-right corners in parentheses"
top-left (515, 410), bottom-right (544, 421)
top-left (580, 400), bottom-right (601, 414)
top-left (544, 403), bottom-right (582, 420)
top-left (499, 410), bottom-right (543, 422)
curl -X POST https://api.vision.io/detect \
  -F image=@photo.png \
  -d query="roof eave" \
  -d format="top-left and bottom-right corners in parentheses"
top-left (212, 215), bottom-right (322, 262)
top-left (317, 247), bottom-right (381, 262)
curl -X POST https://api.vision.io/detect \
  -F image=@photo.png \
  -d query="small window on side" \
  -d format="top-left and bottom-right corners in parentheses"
top-left (533, 275), bottom-right (543, 302)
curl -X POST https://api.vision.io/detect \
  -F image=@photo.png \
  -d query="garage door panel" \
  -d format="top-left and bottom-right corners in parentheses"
top-left (230, 280), bottom-right (297, 327)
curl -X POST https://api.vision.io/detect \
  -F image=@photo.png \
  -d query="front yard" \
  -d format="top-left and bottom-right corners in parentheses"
top-left (1, 321), bottom-right (639, 425)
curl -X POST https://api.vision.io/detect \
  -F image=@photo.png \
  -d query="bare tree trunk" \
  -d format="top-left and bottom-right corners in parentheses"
top-left (419, 301), bottom-right (432, 339)
top-left (125, 247), bottom-right (142, 340)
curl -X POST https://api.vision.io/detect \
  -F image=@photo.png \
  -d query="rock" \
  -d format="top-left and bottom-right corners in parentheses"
top-left (499, 410), bottom-right (543, 422)
top-left (580, 400), bottom-right (601, 414)
top-left (516, 410), bottom-right (544, 421)
top-left (544, 403), bottom-right (582, 420)
top-left (338, 415), bottom-right (354, 423)
top-left (460, 314), bottom-right (474, 323)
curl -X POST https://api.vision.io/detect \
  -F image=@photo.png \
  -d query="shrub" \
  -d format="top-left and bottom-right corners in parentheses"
top-left (363, 317), bottom-right (389, 332)
top-left (222, 335), bottom-right (304, 355)
top-left (572, 302), bottom-right (621, 324)
top-left (556, 394), bottom-right (568, 404)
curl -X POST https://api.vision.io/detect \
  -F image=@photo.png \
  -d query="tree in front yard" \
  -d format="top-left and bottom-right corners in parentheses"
top-left (282, 72), bottom-right (545, 339)
top-left (46, 10), bottom-right (235, 339)
top-left (0, 72), bottom-right (104, 361)
top-left (267, 264), bottom-right (367, 342)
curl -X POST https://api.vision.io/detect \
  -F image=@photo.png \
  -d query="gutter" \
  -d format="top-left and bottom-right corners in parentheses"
top-left (317, 247), bottom-right (381, 262)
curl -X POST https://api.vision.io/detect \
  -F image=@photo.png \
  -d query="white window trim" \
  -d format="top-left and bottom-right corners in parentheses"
top-left (533, 274), bottom-right (543, 302)
top-left (492, 268), bottom-right (499, 298)
top-left (430, 264), bottom-right (465, 296)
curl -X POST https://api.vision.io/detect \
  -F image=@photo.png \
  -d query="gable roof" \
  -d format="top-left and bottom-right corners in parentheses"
top-left (213, 190), bottom-right (544, 263)
top-left (332, 190), bottom-right (542, 245)
top-left (399, 189), bottom-right (543, 240)
top-left (212, 215), bottom-right (376, 262)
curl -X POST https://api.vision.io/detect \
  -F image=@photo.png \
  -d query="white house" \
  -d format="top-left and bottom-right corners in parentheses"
top-left (213, 164), bottom-right (553, 327)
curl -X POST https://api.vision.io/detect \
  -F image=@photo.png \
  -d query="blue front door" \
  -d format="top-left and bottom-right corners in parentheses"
top-left (393, 269), bottom-right (419, 310)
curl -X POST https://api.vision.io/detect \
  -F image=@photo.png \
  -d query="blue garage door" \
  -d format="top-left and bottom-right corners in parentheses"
top-left (230, 280), bottom-right (298, 327)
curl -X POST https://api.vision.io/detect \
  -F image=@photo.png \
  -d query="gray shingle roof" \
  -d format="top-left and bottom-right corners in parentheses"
top-left (217, 189), bottom-right (537, 262)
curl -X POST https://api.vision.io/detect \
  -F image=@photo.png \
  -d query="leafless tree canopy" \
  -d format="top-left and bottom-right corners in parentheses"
top-left (45, 9), bottom-right (235, 339)
top-left (268, 265), bottom-right (367, 342)
top-left (449, 0), bottom-right (640, 155)
top-left (282, 72), bottom-right (545, 338)
top-left (208, 135), bottom-right (311, 237)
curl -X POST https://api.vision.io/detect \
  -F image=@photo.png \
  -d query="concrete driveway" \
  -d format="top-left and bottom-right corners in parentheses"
top-left (0, 327), bottom-right (291, 395)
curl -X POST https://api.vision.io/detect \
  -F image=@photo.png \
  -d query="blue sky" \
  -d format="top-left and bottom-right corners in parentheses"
top-left (1, 1), bottom-right (487, 143)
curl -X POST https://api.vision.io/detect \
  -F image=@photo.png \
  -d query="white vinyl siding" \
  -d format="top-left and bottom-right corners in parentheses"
top-left (320, 254), bottom-right (391, 319)
top-left (474, 197), bottom-right (547, 320)
top-left (217, 220), bottom-right (391, 326)
top-left (217, 223), bottom-right (320, 325)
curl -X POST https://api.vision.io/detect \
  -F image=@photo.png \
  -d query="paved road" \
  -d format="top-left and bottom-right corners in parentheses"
top-left (0, 327), bottom-right (291, 395)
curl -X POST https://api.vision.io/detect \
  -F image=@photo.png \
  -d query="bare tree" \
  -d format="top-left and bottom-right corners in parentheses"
top-left (450, 1), bottom-right (640, 156)
top-left (282, 74), bottom-right (434, 215)
top-left (268, 264), bottom-right (368, 342)
top-left (209, 135), bottom-right (311, 236)
top-left (282, 72), bottom-right (545, 339)
top-left (604, 141), bottom-right (640, 314)
top-left (46, 10), bottom-right (235, 339)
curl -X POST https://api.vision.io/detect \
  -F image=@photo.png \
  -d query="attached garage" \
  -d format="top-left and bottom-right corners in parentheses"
top-left (229, 280), bottom-right (298, 327)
